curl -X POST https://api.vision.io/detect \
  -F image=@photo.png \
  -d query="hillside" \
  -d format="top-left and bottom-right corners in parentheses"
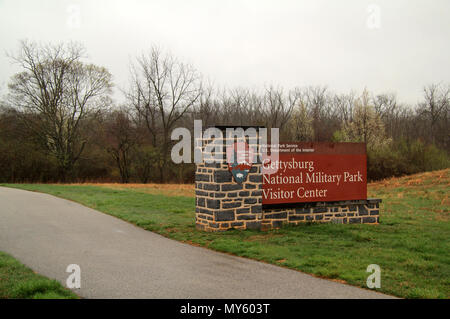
top-left (369, 169), bottom-right (449, 221)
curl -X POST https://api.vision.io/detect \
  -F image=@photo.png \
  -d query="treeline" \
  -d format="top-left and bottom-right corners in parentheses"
top-left (0, 40), bottom-right (448, 183)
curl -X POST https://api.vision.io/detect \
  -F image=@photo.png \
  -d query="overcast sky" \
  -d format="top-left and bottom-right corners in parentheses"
top-left (1, 0), bottom-right (449, 105)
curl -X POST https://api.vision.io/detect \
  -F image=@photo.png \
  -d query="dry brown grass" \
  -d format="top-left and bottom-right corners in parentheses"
top-left (69, 182), bottom-right (195, 197)
top-left (369, 168), bottom-right (449, 191)
top-left (369, 168), bottom-right (449, 221)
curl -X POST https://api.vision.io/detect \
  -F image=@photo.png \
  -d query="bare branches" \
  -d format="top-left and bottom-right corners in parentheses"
top-left (104, 109), bottom-right (138, 183)
top-left (417, 83), bottom-right (449, 145)
top-left (7, 40), bottom-right (112, 181)
top-left (125, 46), bottom-right (202, 182)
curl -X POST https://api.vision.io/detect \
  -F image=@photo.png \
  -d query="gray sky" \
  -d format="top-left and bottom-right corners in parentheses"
top-left (1, 0), bottom-right (449, 105)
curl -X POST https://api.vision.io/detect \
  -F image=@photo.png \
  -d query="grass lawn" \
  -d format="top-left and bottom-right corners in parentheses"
top-left (2, 169), bottom-right (449, 299)
top-left (0, 251), bottom-right (78, 299)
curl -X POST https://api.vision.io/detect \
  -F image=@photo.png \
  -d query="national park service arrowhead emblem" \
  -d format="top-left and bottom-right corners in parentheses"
top-left (226, 142), bottom-right (254, 184)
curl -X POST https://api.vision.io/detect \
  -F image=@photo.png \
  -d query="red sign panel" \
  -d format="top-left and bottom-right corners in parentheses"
top-left (262, 142), bottom-right (367, 205)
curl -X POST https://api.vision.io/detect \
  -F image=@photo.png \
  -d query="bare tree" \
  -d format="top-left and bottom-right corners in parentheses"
top-left (286, 102), bottom-right (314, 141)
top-left (332, 91), bottom-right (356, 124)
top-left (300, 86), bottom-right (329, 141)
top-left (217, 88), bottom-right (255, 125)
top-left (261, 86), bottom-right (298, 130)
top-left (190, 84), bottom-right (221, 127)
top-left (7, 40), bottom-right (112, 181)
top-left (418, 83), bottom-right (449, 145)
top-left (126, 46), bottom-right (202, 182)
top-left (372, 93), bottom-right (400, 138)
top-left (104, 109), bottom-right (138, 183)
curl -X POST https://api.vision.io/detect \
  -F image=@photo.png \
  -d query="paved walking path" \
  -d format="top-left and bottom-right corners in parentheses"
top-left (0, 186), bottom-right (394, 298)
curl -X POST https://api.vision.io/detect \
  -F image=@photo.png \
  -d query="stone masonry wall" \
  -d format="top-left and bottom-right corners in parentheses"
top-left (261, 199), bottom-right (381, 231)
top-left (195, 162), bottom-right (263, 231)
top-left (195, 132), bottom-right (263, 231)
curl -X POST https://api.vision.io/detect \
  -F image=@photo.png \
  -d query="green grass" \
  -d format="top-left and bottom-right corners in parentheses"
top-left (0, 251), bottom-right (78, 299)
top-left (2, 169), bottom-right (449, 299)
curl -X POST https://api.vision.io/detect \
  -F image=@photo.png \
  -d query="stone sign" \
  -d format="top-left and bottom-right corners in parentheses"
top-left (194, 127), bottom-right (380, 232)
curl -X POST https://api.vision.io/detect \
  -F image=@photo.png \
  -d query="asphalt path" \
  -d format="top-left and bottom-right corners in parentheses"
top-left (0, 186), bottom-right (394, 299)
